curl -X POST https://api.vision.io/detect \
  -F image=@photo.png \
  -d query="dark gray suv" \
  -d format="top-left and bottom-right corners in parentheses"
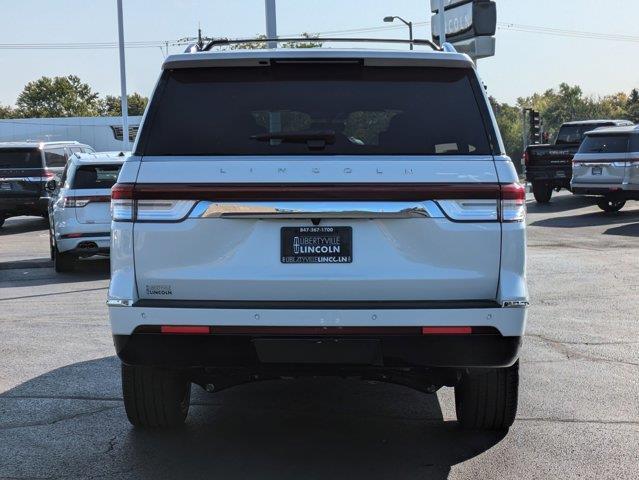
top-left (0, 141), bottom-right (94, 227)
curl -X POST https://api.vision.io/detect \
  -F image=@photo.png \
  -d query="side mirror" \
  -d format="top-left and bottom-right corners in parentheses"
top-left (45, 179), bottom-right (57, 192)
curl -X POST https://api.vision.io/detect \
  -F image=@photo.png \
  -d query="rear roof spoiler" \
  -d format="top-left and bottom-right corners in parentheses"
top-left (163, 36), bottom-right (475, 70)
top-left (163, 48), bottom-right (474, 70)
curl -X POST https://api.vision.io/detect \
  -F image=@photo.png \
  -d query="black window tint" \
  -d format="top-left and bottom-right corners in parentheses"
top-left (556, 124), bottom-right (612, 145)
top-left (629, 135), bottom-right (639, 152)
top-left (44, 148), bottom-right (68, 168)
top-left (139, 65), bottom-right (492, 156)
top-left (578, 135), bottom-right (629, 154)
top-left (71, 165), bottom-right (121, 189)
top-left (0, 148), bottom-right (42, 169)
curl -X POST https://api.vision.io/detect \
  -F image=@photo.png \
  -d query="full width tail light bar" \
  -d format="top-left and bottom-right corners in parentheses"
top-left (111, 183), bottom-right (526, 223)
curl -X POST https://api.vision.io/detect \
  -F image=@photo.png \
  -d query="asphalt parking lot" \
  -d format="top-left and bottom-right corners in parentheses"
top-left (1, 191), bottom-right (638, 480)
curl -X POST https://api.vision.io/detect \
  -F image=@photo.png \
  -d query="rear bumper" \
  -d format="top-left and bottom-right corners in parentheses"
top-left (113, 332), bottom-right (522, 369)
top-left (572, 184), bottom-right (639, 199)
top-left (109, 302), bottom-right (527, 337)
top-left (57, 235), bottom-right (110, 255)
top-left (109, 303), bottom-right (526, 368)
top-left (525, 167), bottom-right (571, 187)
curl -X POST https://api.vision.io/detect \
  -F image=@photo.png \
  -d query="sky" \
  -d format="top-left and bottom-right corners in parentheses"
top-left (1, 0), bottom-right (638, 107)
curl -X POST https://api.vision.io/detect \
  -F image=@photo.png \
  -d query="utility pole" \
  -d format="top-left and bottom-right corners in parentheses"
top-left (522, 109), bottom-right (528, 151)
top-left (116, 0), bottom-right (130, 150)
top-left (437, 0), bottom-right (447, 45)
top-left (265, 0), bottom-right (277, 48)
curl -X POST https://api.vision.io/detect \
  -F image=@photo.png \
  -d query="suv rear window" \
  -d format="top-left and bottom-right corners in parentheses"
top-left (72, 165), bottom-right (121, 189)
top-left (556, 124), bottom-right (612, 145)
top-left (578, 135), bottom-right (629, 154)
top-left (0, 148), bottom-right (42, 169)
top-left (138, 64), bottom-right (493, 156)
top-left (44, 148), bottom-right (68, 168)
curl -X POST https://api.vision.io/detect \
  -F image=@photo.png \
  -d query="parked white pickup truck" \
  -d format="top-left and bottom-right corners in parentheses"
top-left (108, 41), bottom-right (528, 431)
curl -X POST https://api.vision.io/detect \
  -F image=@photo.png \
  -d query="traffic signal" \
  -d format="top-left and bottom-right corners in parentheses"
top-left (529, 110), bottom-right (541, 144)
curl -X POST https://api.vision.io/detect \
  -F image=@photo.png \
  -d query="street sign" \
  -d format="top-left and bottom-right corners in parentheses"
top-left (430, 0), bottom-right (472, 12)
top-left (431, 0), bottom-right (496, 44)
top-left (450, 36), bottom-right (495, 60)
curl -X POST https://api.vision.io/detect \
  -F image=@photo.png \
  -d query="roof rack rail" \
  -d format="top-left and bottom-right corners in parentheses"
top-left (442, 42), bottom-right (457, 53)
top-left (200, 37), bottom-right (442, 52)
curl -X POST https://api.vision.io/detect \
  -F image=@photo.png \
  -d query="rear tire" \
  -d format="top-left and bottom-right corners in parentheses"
top-left (53, 247), bottom-right (75, 273)
top-left (597, 197), bottom-right (625, 213)
top-left (455, 361), bottom-right (519, 431)
top-left (532, 182), bottom-right (552, 203)
top-left (122, 364), bottom-right (191, 428)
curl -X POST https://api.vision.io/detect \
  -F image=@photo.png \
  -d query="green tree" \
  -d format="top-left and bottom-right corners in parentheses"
top-left (15, 75), bottom-right (101, 118)
top-left (517, 83), bottom-right (593, 139)
top-left (490, 96), bottom-right (523, 164)
top-left (0, 104), bottom-right (16, 119)
top-left (100, 93), bottom-right (148, 116)
top-left (627, 88), bottom-right (639, 123)
top-left (228, 32), bottom-right (322, 49)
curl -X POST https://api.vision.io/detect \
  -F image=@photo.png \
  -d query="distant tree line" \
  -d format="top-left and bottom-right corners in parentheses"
top-left (0, 75), bottom-right (148, 119)
top-left (0, 34), bottom-right (323, 120)
top-left (491, 83), bottom-right (639, 163)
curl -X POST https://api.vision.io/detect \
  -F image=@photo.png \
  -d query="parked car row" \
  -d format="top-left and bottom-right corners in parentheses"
top-left (524, 120), bottom-right (639, 212)
top-left (0, 141), bottom-right (94, 227)
top-left (47, 152), bottom-right (126, 272)
top-left (0, 141), bottom-right (126, 271)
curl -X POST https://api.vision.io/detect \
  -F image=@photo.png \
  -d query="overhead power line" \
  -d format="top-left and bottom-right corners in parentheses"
top-left (497, 22), bottom-right (639, 43)
top-left (1, 21), bottom-right (639, 50)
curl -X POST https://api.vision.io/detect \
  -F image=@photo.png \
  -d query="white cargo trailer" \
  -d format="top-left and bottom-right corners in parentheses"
top-left (0, 116), bottom-right (141, 152)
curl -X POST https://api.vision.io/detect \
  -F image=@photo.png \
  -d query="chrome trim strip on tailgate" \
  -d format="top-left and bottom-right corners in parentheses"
top-left (189, 200), bottom-right (444, 219)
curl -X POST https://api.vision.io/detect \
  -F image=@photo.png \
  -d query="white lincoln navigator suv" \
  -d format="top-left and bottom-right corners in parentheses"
top-left (108, 43), bottom-right (528, 430)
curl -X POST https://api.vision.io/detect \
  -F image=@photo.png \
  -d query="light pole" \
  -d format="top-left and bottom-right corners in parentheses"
top-left (265, 0), bottom-right (277, 48)
top-left (116, 0), bottom-right (129, 151)
top-left (383, 16), bottom-right (413, 50)
top-left (437, 0), bottom-right (447, 45)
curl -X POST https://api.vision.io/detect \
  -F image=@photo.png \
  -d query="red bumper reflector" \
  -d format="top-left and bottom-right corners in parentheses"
top-left (422, 326), bottom-right (473, 335)
top-left (62, 233), bottom-right (83, 238)
top-left (160, 326), bottom-right (210, 335)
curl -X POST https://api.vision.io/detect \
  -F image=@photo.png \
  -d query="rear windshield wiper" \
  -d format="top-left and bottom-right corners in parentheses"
top-left (250, 130), bottom-right (335, 150)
